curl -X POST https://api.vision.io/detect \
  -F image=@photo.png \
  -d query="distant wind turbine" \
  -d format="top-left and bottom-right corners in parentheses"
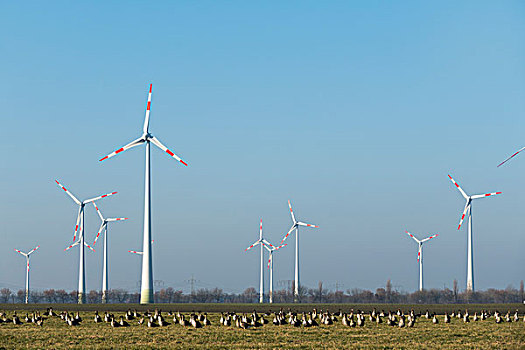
top-left (245, 219), bottom-right (272, 303)
top-left (448, 174), bottom-right (501, 292)
top-left (92, 202), bottom-right (128, 304)
top-left (55, 180), bottom-right (116, 303)
top-left (262, 241), bottom-right (287, 303)
top-left (14, 245), bottom-right (40, 304)
top-left (404, 231), bottom-right (438, 291)
top-left (99, 84), bottom-right (187, 304)
top-left (281, 200), bottom-right (318, 302)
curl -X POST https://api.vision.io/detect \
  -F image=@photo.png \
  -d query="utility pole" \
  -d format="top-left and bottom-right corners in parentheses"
top-left (185, 274), bottom-right (198, 302)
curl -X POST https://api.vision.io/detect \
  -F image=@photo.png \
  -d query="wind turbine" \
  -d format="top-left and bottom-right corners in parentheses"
top-left (55, 180), bottom-right (116, 304)
top-left (448, 174), bottom-right (501, 292)
top-left (498, 146), bottom-right (524, 167)
top-left (262, 241), bottom-right (287, 303)
top-left (99, 84), bottom-right (187, 304)
top-left (404, 231), bottom-right (438, 291)
top-left (281, 200), bottom-right (318, 302)
top-left (245, 219), bottom-right (272, 303)
top-left (92, 202), bottom-right (128, 304)
top-left (14, 245), bottom-right (40, 304)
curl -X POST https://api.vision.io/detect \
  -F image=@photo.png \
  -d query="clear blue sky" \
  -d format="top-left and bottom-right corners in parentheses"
top-left (1, 1), bottom-right (523, 294)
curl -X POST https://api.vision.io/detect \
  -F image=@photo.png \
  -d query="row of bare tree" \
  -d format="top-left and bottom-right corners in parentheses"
top-left (1, 280), bottom-right (523, 304)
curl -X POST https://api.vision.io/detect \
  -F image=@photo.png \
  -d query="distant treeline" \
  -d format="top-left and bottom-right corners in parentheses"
top-left (1, 279), bottom-right (523, 304)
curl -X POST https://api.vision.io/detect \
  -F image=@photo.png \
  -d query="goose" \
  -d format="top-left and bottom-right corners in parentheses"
top-left (407, 316), bottom-right (415, 327)
top-left (36, 318), bottom-right (44, 327)
top-left (463, 314), bottom-right (470, 323)
top-left (348, 317), bottom-right (356, 327)
top-left (138, 317), bottom-right (144, 325)
top-left (495, 314), bottom-right (502, 324)
top-left (301, 314), bottom-right (310, 327)
top-left (376, 315), bottom-right (382, 324)
top-left (190, 315), bottom-right (202, 328)
top-left (94, 311), bottom-right (102, 323)
top-left (357, 315), bottom-right (365, 327)
top-left (444, 313), bottom-right (450, 324)
top-left (13, 314), bottom-right (22, 325)
top-left (119, 316), bottom-right (130, 327)
top-left (110, 318), bottom-right (119, 328)
top-left (308, 314), bottom-right (319, 327)
top-left (203, 314), bottom-right (212, 326)
top-left (25, 313), bottom-right (31, 323)
top-left (473, 313), bottom-right (478, 322)
top-left (341, 314), bottom-right (349, 327)
top-left (513, 310), bottom-right (519, 322)
top-left (147, 319), bottom-right (158, 327)
top-left (75, 312), bottom-right (82, 322)
top-left (158, 316), bottom-right (169, 327)
top-left (398, 316), bottom-right (405, 328)
top-left (432, 314), bottom-right (439, 324)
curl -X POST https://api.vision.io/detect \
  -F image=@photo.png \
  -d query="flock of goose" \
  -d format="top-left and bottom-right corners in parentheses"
top-left (1, 307), bottom-right (523, 329)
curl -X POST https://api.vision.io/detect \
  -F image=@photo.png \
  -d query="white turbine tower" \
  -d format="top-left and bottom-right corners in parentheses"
top-left (262, 241), bottom-right (287, 303)
top-left (14, 245), bottom-right (40, 304)
top-left (281, 200), bottom-right (318, 302)
top-left (448, 174), bottom-right (501, 292)
top-left (56, 180), bottom-right (116, 304)
top-left (99, 84), bottom-right (187, 304)
top-left (92, 202), bottom-right (128, 304)
top-left (245, 219), bottom-right (272, 303)
top-left (498, 146), bottom-right (525, 167)
top-left (404, 231), bottom-right (438, 291)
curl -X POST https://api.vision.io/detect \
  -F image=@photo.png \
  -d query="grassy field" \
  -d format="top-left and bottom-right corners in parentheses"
top-left (0, 304), bottom-right (523, 349)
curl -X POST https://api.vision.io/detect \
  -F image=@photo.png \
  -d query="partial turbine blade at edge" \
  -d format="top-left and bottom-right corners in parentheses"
top-left (497, 146), bottom-right (525, 167)
top-left (84, 242), bottom-right (96, 252)
top-left (92, 202), bottom-right (105, 221)
top-left (14, 249), bottom-right (27, 257)
top-left (107, 217), bottom-right (129, 222)
top-left (150, 136), bottom-right (188, 166)
top-left (93, 222), bottom-right (106, 246)
top-left (128, 250), bottom-right (143, 255)
top-left (288, 200), bottom-right (296, 223)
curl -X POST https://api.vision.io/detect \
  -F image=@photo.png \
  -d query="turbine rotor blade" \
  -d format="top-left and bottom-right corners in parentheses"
top-left (458, 201), bottom-right (471, 230)
top-left (55, 180), bottom-right (81, 205)
top-left (417, 246), bottom-right (421, 262)
top-left (288, 200), bottom-right (296, 223)
top-left (268, 254), bottom-right (272, 268)
top-left (471, 191), bottom-right (502, 199)
top-left (128, 250), bottom-right (143, 255)
top-left (275, 243), bottom-right (287, 251)
top-left (73, 206), bottom-right (82, 242)
top-left (297, 221), bottom-right (318, 228)
top-left (92, 202), bottom-right (105, 221)
top-left (281, 224), bottom-right (297, 244)
top-left (27, 245), bottom-right (40, 255)
top-left (14, 249), bottom-right (27, 257)
top-left (64, 241), bottom-right (80, 252)
top-left (448, 174), bottom-right (469, 199)
top-left (259, 219), bottom-right (263, 240)
top-left (84, 191), bottom-right (118, 204)
top-left (93, 222), bottom-right (107, 246)
top-left (245, 241), bottom-right (260, 251)
top-left (84, 242), bottom-right (96, 252)
top-left (405, 230), bottom-right (420, 243)
top-left (420, 234), bottom-right (439, 243)
top-left (107, 217), bottom-right (129, 222)
top-left (498, 146), bottom-right (525, 167)
top-left (143, 84), bottom-right (152, 133)
top-left (99, 137), bottom-right (145, 162)
top-left (262, 239), bottom-right (274, 248)
top-left (149, 136), bottom-right (188, 166)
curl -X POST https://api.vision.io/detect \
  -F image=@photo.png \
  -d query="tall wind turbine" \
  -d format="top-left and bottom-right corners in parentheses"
top-left (498, 146), bottom-right (524, 167)
top-left (245, 219), bottom-right (272, 303)
top-left (404, 231), bottom-right (438, 291)
top-left (14, 245), bottom-right (40, 304)
top-left (92, 202), bottom-right (128, 304)
top-left (263, 241), bottom-right (287, 303)
top-left (281, 200), bottom-right (318, 302)
top-left (448, 174), bottom-right (501, 292)
top-left (56, 180), bottom-right (117, 303)
top-left (99, 84), bottom-right (188, 304)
